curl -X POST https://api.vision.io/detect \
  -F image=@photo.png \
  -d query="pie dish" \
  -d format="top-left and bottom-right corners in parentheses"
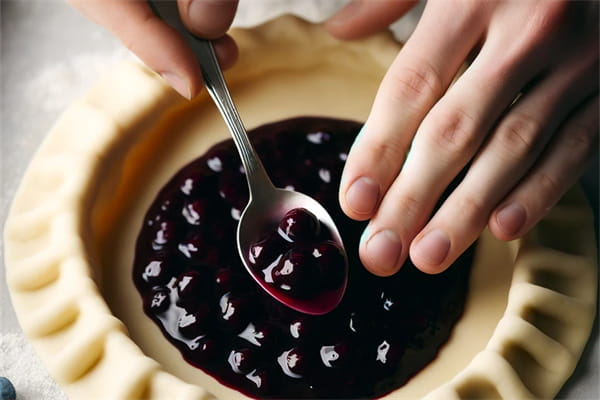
top-left (4, 15), bottom-right (597, 399)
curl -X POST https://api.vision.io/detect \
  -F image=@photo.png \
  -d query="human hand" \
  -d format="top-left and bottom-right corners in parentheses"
top-left (68, 0), bottom-right (239, 99)
top-left (326, 0), bottom-right (598, 276)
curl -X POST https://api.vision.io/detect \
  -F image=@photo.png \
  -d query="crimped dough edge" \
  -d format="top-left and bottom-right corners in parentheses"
top-left (4, 15), bottom-right (597, 400)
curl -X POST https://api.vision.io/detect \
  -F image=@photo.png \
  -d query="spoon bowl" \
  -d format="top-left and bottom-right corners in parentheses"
top-left (149, 0), bottom-right (348, 314)
top-left (238, 187), bottom-right (348, 315)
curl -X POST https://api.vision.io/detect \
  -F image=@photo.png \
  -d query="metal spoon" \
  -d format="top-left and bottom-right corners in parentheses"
top-left (148, 1), bottom-right (347, 314)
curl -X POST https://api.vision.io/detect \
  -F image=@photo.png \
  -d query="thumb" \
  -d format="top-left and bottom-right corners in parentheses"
top-left (178, 0), bottom-right (239, 39)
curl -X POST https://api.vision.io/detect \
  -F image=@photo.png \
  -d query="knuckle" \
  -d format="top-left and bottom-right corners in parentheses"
top-left (534, 171), bottom-right (561, 201)
top-left (393, 192), bottom-right (423, 225)
top-left (428, 108), bottom-right (479, 153)
top-left (496, 112), bottom-right (541, 160)
top-left (386, 62), bottom-right (443, 107)
top-left (455, 193), bottom-right (489, 228)
top-left (563, 121), bottom-right (598, 158)
top-left (529, 1), bottom-right (570, 35)
top-left (363, 136), bottom-right (406, 171)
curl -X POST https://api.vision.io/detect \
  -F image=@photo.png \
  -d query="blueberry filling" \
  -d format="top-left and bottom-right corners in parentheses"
top-left (133, 116), bottom-right (473, 399)
top-left (248, 207), bottom-right (345, 299)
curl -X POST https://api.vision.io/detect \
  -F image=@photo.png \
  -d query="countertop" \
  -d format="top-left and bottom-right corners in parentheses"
top-left (1, 1), bottom-right (598, 399)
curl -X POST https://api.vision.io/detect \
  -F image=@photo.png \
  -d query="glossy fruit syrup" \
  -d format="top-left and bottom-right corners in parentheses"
top-left (247, 207), bottom-right (346, 305)
top-left (132, 117), bottom-right (474, 399)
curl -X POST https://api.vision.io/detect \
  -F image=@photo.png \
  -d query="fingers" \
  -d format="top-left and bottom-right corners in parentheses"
top-left (325, 0), bottom-right (418, 39)
top-left (410, 51), bottom-right (599, 273)
top-left (339, 1), bottom-right (485, 225)
top-left (69, 0), bottom-right (238, 99)
top-left (489, 95), bottom-right (599, 242)
top-left (177, 0), bottom-right (238, 39)
top-left (352, 0), bottom-right (599, 277)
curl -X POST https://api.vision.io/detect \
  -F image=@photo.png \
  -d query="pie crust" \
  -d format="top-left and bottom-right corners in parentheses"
top-left (4, 16), bottom-right (597, 400)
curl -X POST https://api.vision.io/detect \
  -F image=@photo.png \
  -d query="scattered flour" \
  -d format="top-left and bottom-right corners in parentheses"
top-left (0, 333), bottom-right (67, 400)
top-left (24, 47), bottom-right (134, 114)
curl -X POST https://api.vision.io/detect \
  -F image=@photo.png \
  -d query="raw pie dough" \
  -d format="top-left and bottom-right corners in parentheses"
top-left (4, 16), bottom-right (597, 400)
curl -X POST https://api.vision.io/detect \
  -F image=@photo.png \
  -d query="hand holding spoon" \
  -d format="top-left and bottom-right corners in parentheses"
top-left (149, 1), bottom-right (348, 314)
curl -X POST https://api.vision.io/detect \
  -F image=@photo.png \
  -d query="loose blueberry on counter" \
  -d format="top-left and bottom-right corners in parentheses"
top-left (0, 377), bottom-right (16, 400)
top-left (132, 116), bottom-right (474, 399)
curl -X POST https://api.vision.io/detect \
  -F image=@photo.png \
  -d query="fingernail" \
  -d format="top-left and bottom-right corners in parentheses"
top-left (413, 230), bottom-right (450, 266)
top-left (496, 203), bottom-right (526, 237)
top-left (160, 72), bottom-right (191, 99)
top-left (345, 177), bottom-right (380, 215)
top-left (327, 1), bottom-right (361, 26)
top-left (364, 229), bottom-right (402, 274)
top-left (188, 0), bottom-right (205, 27)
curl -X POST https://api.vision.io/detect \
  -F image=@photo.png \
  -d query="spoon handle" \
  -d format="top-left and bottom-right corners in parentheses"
top-left (147, 0), bottom-right (273, 197)
top-left (193, 39), bottom-right (274, 195)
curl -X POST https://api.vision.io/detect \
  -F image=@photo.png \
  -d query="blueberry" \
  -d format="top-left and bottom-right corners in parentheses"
top-left (143, 287), bottom-right (171, 314)
top-left (205, 147), bottom-right (234, 173)
top-left (277, 347), bottom-right (312, 378)
top-left (189, 336), bottom-right (220, 364)
top-left (177, 303), bottom-right (211, 338)
top-left (319, 341), bottom-right (352, 369)
top-left (245, 368), bottom-right (272, 393)
top-left (181, 199), bottom-right (208, 226)
top-left (140, 258), bottom-right (171, 285)
top-left (218, 292), bottom-right (254, 332)
top-left (277, 208), bottom-right (320, 243)
top-left (178, 171), bottom-right (212, 196)
top-left (177, 234), bottom-right (205, 261)
top-left (218, 170), bottom-right (249, 208)
top-left (227, 348), bottom-right (257, 374)
top-left (214, 268), bottom-right (236, 293)
top-left (310, 241), bottom-right (346, 289)
top-left (271, 248), bottom-right (318, 296)
top-left (151, 220), bottom-right (176, 251)
top-left (0, 377), bottom-right (16, 400)
top-left (288, 316), bottom-right (315, 341)
top-left (238, 321), bottom-right (275, 349)
top-left (175, 271), bottom-right (206, 305)
top-left (247, 234), bottom-right (286, 270)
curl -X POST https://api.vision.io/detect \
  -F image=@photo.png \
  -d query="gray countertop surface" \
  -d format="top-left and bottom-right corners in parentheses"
top-left (1, 1), bottom-right (598, 399)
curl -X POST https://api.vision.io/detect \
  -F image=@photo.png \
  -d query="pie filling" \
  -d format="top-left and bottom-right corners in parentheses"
top-left (132, 116), bottom-right (474, 399)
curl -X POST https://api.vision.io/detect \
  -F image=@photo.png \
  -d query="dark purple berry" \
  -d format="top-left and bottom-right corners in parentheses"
top-left (205, 147), bottom-right (234, 172)
top-left (245, 368), bottom-right (271, 392)
top-left (306, 130), bottom-right (332, 145)
top-left (218, 292), bottom-right (254, 332)
top-left (140, 258), bottom-right (170, 285)
top-left (318, 341), bottom-right (352, 369)
top-left (144, 287), bottom-right (170, 314)
top-left (238, 321), bottom-right (275, 349)
top-left (177, 304), bottom-right (210, 338)
top-left (181, 199), bottom-right (208, 226)
top-left (288, 317), bottom-right (314, 342)
top-left (310, 241), bottom-right (346, 289)
top-left (151, 220), bottom-right (176, 250)
top-left (247, 234), bottom-right (286, 269)
top-left (175, 271), bottom-right (207, 305)
top-left (277, 347), bottom-right (311, 378)
top-left (277, 208), bottom-right (320, 243)
top-left (177, 234), bottom-right (205, 261)
top-left (228, 348), bottom-right (257, 374)
top-left (218, 170), bottom-right (249, 209)
top-left (214, 268), bottom-right (236, 293)
top-left (190, 336), bottom-right (220, 363)
top-left (271, 248), bottom-right (318, 296)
